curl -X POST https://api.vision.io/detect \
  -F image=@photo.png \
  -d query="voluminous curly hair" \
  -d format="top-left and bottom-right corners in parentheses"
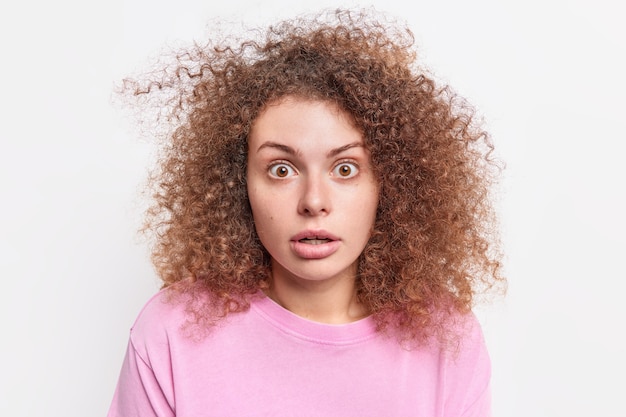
top-left (122, 8), bottom-right (505, 343)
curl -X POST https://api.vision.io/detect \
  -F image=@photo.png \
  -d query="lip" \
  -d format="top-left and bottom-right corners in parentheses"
top-left (290, 229), bottom-right (341, 259)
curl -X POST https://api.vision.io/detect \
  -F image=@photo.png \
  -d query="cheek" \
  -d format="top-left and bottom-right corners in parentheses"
top-left (248, 191), bottom-right (275, 237)
top-left (362, 203), bottom-right (378, 235)
top-left (361, 184), bottom-right (380, 219)
top-left (246, 179), bottom-right (263, 214)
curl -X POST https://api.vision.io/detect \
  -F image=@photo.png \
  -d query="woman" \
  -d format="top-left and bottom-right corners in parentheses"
top-left (108, 8), bottom-right (505, 416)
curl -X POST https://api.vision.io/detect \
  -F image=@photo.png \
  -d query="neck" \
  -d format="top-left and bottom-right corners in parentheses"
top-left (265, 264), bottom-right (369, 324)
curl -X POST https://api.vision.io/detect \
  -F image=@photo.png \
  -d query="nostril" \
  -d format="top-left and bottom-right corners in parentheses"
top-left (297, 179), bottom-right (331, 215)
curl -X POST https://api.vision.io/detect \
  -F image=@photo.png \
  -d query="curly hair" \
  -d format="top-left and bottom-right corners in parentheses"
top-left (122, 8), bottom-right (505, 343)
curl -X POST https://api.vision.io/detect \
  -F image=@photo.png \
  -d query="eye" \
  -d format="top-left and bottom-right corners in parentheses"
top-left (332, 162), bottom-right (358, 178)
top-left (268, 163), bottom-right (296, 178)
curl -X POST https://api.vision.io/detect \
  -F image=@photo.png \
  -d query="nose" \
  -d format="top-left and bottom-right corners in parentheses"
top-left (297, 174), bottom-right (331, 216)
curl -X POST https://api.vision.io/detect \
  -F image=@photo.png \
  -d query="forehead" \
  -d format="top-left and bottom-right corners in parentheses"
top-left (249, 96), bottom-right (362, 148)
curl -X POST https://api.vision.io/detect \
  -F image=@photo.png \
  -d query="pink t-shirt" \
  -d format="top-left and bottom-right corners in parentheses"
top-left (108, 290), bottom-right (491, 417)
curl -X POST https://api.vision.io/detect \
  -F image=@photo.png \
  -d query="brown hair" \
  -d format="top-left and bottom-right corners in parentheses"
top-left (122, 8), bottom-right (505, 342)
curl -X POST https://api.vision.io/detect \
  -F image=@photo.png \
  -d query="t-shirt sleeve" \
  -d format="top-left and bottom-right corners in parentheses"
top-left (459, 385), bottom-right (491, 417)
top-left (107, 292), bottom-right (177, 417)
top-left (460, 314), bottom-right (491, 417)
top-left (107, 337), bottom-right (175, 417)
top-left (444, 313), bottom-right (492, 417)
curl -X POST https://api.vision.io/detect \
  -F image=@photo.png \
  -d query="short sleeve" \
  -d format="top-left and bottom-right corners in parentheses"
top-left (107, 291), bottom-right (178, 417)
top-left (107, 337), bottom-right (175, 417)
top-left (445, 313), bottom-right (492, 417)
top-left (459, 382), bottom-right (491, 417)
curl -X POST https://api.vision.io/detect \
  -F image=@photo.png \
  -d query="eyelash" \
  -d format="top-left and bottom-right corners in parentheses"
top-left (331, 160), bottom-right (359, 178)
top-left (268, 161), bottom-right (296, 178)
top-left (267, 160), bottom-right (360, 179)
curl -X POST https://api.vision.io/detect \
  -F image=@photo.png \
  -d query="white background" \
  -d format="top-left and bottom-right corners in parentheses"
top-left (1, 0), bottom-right (624, 416)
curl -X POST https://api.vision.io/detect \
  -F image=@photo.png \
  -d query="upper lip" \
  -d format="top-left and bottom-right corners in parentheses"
top-left (291, 230), bottom-right (339, 242)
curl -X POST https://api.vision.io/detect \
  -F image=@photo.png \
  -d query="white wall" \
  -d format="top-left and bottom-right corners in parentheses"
top-left (1, 0), bottom-right (624, 416)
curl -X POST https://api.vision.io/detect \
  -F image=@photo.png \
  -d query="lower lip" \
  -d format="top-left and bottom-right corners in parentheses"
top-left (291, 240), bottom-right (341, 259)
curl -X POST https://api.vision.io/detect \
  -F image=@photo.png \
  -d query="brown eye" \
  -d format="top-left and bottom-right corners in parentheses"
top-left (333, 162), bottom-right (358, 178)
top-left (269, 163), bottom-right (295, 178)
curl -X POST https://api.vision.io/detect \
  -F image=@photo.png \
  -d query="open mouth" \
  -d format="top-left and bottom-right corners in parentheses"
top-left (291, 231), bottom-right (340, 259)
top-left (299, 237), bottom-right (332, 245)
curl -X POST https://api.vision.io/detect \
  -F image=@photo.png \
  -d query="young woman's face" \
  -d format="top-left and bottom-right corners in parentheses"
top-left (247, 97), bottom-right (379, 285)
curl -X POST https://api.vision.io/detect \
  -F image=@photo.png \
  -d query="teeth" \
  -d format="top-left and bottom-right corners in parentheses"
top-left (300, 238), bottom-right (330, 245)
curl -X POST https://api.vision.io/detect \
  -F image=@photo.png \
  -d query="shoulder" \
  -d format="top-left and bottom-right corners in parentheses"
top-left (126, 289), bottom-right (190, 361)
top-left (453, 311), bottom-right (488, 354)
top-left (127, 288), bottom-right (259, 360)
top-left (132, 289), bottom-right (184, 331)
top-left (428, 310), bottom-right (489, 373)
top-left (439, 311), bottom-right (492, 415)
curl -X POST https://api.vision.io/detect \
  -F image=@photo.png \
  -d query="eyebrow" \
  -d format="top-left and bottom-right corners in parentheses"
top-left (327, 142), bottom-right (364, 157)
top-left (256, 141), bottom-right (364, 157)
top-left (256, 141), bottom-right (296, 155)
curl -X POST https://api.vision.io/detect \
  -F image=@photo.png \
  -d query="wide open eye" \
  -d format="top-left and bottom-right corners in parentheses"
top-left (332, 162), bottom-right (358, 179)
top-left (268, 163), bottom-right (296, 178)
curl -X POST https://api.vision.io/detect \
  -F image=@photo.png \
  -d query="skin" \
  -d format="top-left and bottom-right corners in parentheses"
top-left (246, 96), bottom-right (379, 324)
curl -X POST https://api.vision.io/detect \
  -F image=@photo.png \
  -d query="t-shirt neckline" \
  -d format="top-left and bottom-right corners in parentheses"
top-left (251, 293), bottom-right (378, 346)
